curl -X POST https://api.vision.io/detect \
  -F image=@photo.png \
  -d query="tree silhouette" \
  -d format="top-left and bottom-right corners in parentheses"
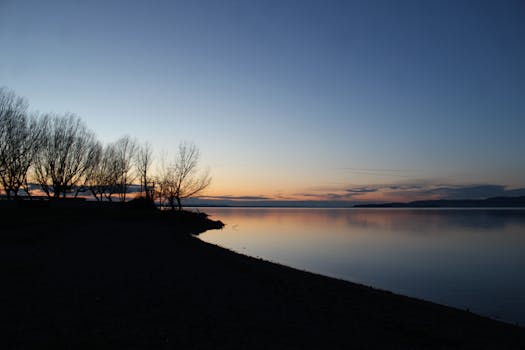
top-left (112, 136), bottom-right (137, 202)
top-left (33, 114), bottom-right (99, 198)
top-left (0, 88), bottom-right (42, 199)
top-left (158, 142), bottom-right (211, 210)
top-left (136, 141), bottom-right (153, 200)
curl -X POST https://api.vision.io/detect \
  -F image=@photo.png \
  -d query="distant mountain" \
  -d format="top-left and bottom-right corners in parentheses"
top-left (354, 196), bottom-right (525, 208)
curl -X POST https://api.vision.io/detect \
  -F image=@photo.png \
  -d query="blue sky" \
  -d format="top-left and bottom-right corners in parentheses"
top-left (1, 0), bottom-right (524, 202)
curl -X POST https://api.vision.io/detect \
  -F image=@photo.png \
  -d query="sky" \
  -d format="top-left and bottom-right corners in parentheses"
top-left (1, 0), bottom-right (524, 204)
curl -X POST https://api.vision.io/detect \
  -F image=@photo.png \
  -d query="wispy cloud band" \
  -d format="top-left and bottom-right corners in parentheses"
top-left (295, 184), bottom-right (525, 202)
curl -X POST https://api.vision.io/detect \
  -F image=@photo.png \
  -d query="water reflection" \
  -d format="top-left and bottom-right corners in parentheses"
top-left (199, 208), bottom-right (525, 324)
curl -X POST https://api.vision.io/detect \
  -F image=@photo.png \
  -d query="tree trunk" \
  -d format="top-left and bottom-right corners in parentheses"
top-left (168, 197), bottom-right (175, 211)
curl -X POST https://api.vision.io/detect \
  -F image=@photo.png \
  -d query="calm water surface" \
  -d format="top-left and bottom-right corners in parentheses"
top-left (199, 208), bottom-right (525, 324)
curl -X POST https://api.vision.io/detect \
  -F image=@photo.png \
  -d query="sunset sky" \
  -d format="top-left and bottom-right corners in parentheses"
top-left (1, 0), bottom-right (524, 203)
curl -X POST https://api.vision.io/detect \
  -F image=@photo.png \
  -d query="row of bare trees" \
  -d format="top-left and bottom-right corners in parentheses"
top-left (0, 87), bottom-right (210, 210)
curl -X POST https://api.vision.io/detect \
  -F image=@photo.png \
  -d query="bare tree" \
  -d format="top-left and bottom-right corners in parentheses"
top-left (86, 143), bottom-right (109, 201)
top-left (0, 88), bottom-right (42, 199)
top-left (33, 113), bottom-right (99, 198)
top-left (135, 142), bottom-right (153, 199)
top-left (75, 141), bottom-right (103, 198)
top-left (85, 143), bottom-right (119, 201)
top-left (112, 136), bottom-right (137, 202)
top-left (156, 156), bottom-right (177, 210)
top-left (157, 142), bottom-right (211, 211)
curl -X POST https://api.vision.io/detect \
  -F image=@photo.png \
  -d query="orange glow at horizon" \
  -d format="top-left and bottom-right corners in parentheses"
top-left (202, 182), bottom-right (443, 203)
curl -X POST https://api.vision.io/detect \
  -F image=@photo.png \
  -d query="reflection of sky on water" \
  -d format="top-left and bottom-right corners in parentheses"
top-left (199, 208), bottom-right (525, 324)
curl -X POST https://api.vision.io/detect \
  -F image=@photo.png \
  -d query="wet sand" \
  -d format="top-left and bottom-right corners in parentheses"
top-left (1, 207), bottom-right (524, 349)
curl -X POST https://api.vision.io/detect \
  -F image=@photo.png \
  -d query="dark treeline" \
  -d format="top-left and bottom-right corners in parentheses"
top-left (0, 87), bottom-right (210, 210)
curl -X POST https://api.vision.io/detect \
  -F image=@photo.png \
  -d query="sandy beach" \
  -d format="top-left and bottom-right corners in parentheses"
top-left (2, 206), bottom-right (524, 349)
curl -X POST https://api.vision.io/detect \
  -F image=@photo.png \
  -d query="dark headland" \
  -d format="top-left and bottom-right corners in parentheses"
top-left (2, 202), bottom-right (524, 349)
top-left (354, 195), bottom-right (525, 208)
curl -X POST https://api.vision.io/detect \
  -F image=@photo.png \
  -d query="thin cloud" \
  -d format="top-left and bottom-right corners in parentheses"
top-left (200, 195), bottom-right (271, 201)
top-left (337, 167), bottom-right (411, 178)
top-left (346, 187), bottom-right (378, 194)
top-left (339, 167), bottom-right (406, 172)
top-left (293, 192), bottom-right (354, 200)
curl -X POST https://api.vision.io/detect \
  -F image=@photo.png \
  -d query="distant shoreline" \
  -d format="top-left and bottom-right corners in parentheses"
top-left (353, 195), bottom-right (525, 208)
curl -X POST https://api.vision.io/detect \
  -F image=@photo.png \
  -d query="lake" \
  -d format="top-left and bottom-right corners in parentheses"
top-left (198, 207), bottom-right (525, 324)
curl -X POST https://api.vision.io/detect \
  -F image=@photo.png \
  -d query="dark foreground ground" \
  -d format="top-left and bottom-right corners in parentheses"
top-left (1, 206), bottom-right (524, 349)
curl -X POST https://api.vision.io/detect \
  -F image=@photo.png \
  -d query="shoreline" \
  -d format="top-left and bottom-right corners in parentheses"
top-left (196, 233), bottom-right (525, 327)
top-left (2, 207), bottom-right (524, 348)
top-left (197, 236), bottom-right (520, 326)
